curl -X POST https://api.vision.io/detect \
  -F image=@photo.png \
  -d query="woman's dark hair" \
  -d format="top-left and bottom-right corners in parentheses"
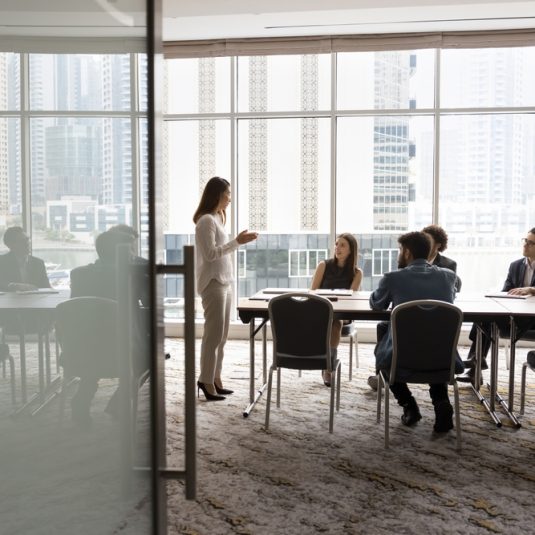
top-left (398, 231), bottom-right (431, 260)
top-left (422, 224), bottom-right (448, 252)
top-left (193, 177), bottom-right (230, 224)
top-left (334, 233), bottom-right (359, 276)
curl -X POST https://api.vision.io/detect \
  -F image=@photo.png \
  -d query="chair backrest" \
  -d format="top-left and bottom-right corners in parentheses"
top-left (55, 297), bottom-right (118, 378)
top-left (268, 292), bottom-right (333, 370)
top-left (390, 299), bottom-right (462, 384)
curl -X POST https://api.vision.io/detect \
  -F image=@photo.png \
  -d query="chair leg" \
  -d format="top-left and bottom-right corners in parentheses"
top-left (384, 382), bottom-right (390, 449)
top-left (265, 367), bottom-right (275, 430)
top-left (376, 374), bottom-right (382, 423)
top-left (276, 368), bottom-right (281, 408)
top-left (520, 362), bottom-right (528, 415)
top-left (336, 365), bottom-right (341, 411)
top-left (2, 359), bottom-right (5, 379)
top-left (353, 332), bottom-right (359, 369)
top-left (329, 367), bottom-right (336, 433)
top-left (453, 381), bottom-right (462, 452)
top-left (58, 374), bottom-right (69, 424)
top-left (55, 337), bottom-right (60, 374)
top-left (348, 338), bottom-right (353, 381)
top-left (133, 370), bottom-right (150, 442)
top-left (504, 339), bottom-right (510, 371)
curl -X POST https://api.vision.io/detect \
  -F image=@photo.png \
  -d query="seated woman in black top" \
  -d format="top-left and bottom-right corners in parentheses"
top-left (311, 233), bottom-right (363, 386)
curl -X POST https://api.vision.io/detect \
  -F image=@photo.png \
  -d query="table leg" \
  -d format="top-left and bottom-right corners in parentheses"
top-left (19, 332), bottom-right (27, 404)
top-left (45, 331), bottom-right (51, 386)
top-left (38, 332), bottom-right (45, 403)
top-left (262, 323), bottom-right (267, 385)
top-left (469, 323), bottom-right (501, 427)
top-left (493, 317), bottom-right (521, 428)
top-left (243, 318), bottom-right (269, 418)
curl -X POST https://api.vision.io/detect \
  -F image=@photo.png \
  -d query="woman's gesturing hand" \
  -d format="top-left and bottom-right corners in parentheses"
top-left (236, 230), bottom-right (258, 244)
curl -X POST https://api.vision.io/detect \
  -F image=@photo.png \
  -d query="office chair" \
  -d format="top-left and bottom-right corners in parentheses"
top-left (56, 297), bottom-right (146, 432)
top-left (376, 300), bottom-right (463, 451)
top-left (266, 292), bottom-right (341, 433)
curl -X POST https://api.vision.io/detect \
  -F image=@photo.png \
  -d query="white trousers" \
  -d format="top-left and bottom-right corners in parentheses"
top-left (198, 279), bottom-right (232, 384)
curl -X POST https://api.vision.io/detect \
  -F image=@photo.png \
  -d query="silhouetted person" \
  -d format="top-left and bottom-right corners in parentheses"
top-left (0, 227), bottom-right (50, 291)
top-left (68, 230), bottom-right (148, 425)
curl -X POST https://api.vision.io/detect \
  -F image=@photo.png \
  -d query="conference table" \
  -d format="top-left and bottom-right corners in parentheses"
top-left (0, 289), bottom-right (70, 415)
top-left (237, 289), bottom-right (535, 427)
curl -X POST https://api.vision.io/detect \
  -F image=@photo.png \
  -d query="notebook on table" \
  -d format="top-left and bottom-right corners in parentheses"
top-left (485, 292), bottom-right (528, 300)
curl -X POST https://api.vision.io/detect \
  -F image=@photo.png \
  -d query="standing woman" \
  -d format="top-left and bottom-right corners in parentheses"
top-left (310, 233), bottom-right (362, 386)
top-left (193, 177), bottom-right (258, 401)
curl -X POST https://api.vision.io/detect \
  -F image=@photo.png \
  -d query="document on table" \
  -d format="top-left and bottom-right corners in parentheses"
top-left (313, 289), bottom-right (353, 296)
top-left (485, 292), bottom-right (528, 299)
top-left (16, 288), bottom-right (60, 295)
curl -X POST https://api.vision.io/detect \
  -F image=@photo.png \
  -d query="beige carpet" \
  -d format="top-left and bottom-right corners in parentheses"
top-left (2, 338), bottom-right (534, 534)
top-left (163, 339), bottom-right (535, 535)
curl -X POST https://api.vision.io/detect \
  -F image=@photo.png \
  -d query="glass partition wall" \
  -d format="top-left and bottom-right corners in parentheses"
top-left (0, 1), bottom-right (159, 532)
top-left (164, 47), bottom-right (535, 312)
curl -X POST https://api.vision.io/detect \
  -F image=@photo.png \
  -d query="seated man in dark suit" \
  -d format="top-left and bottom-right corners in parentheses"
top-left (0, 226), bottom-right (50, 291)
top-left (459, 227), bottom-right (535, 384)
top-left (369, 231), bottom-right (462, 433)
top-left (68, 230), bottom-right (149, 425)
top-left (0, 226), bottom-right (52, 338)
top-left (422, 224), bottom-right (462, 292)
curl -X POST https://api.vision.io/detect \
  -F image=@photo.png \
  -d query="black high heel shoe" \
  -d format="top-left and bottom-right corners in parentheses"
top-left (214, 382), bottom-right (234, 395)
top-left (197, 381), bottom-right (226, 401)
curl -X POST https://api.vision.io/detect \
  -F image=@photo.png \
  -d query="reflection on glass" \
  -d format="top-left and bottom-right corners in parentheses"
top-left (1, 40), bottom-right (151, 535)
top-left (30, 54), bottom-right (131, 111)
top-left (0, 118), bottom-right (22, 253)
top-left (29, 116), bottom-right (135, 278)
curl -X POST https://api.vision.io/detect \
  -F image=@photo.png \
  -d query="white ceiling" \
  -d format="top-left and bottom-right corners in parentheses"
top-left (0, 0), bottom-right (534, 40)
top-left (163, 0), bottom-right (535, 41)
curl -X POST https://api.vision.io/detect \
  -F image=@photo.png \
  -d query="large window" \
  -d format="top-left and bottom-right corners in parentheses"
top-left (0, 52), bottom-right (147, 287)
top-left (163, 46), bottom-right (535, 308)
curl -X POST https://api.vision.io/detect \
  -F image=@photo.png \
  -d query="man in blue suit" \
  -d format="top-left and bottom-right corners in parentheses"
top-left (460, 227), bottom-right (535, 383)
top-left (369, 231), bottom-right (461, 433)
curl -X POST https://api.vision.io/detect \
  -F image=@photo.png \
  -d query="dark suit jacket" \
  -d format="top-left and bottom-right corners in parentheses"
top-left (433, 253), bottom-right (462, 292)
top-left (70, 261), bottom-right (118, 300)
top-left (0, 251), bottom-right (50, 291)
top-left (502, 258), bottom-right (535, 291)
top-left (369, 259), bottom-right (461, 373)
top-left (70, 260), bottom-right (149, 374)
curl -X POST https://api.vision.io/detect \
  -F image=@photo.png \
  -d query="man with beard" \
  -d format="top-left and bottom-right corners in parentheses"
top-left (369, 231), bottom-right (462, 433)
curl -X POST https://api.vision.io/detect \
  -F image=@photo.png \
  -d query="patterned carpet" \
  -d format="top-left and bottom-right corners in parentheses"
top-left (163, 338), bottom-right (535, 535)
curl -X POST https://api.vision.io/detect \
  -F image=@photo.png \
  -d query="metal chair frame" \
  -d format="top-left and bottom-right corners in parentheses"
top-left (265, 292), bottom-right (341, 433)
top-left (376, 299), bottom-right (463, 451)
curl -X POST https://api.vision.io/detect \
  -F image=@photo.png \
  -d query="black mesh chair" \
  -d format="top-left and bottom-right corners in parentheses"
top-left (266, 293), bottom-right (341, 433)
top-left (376, 300), bottom-right (463, 450)
top-left (56, 297), bottom-right (148, 431)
